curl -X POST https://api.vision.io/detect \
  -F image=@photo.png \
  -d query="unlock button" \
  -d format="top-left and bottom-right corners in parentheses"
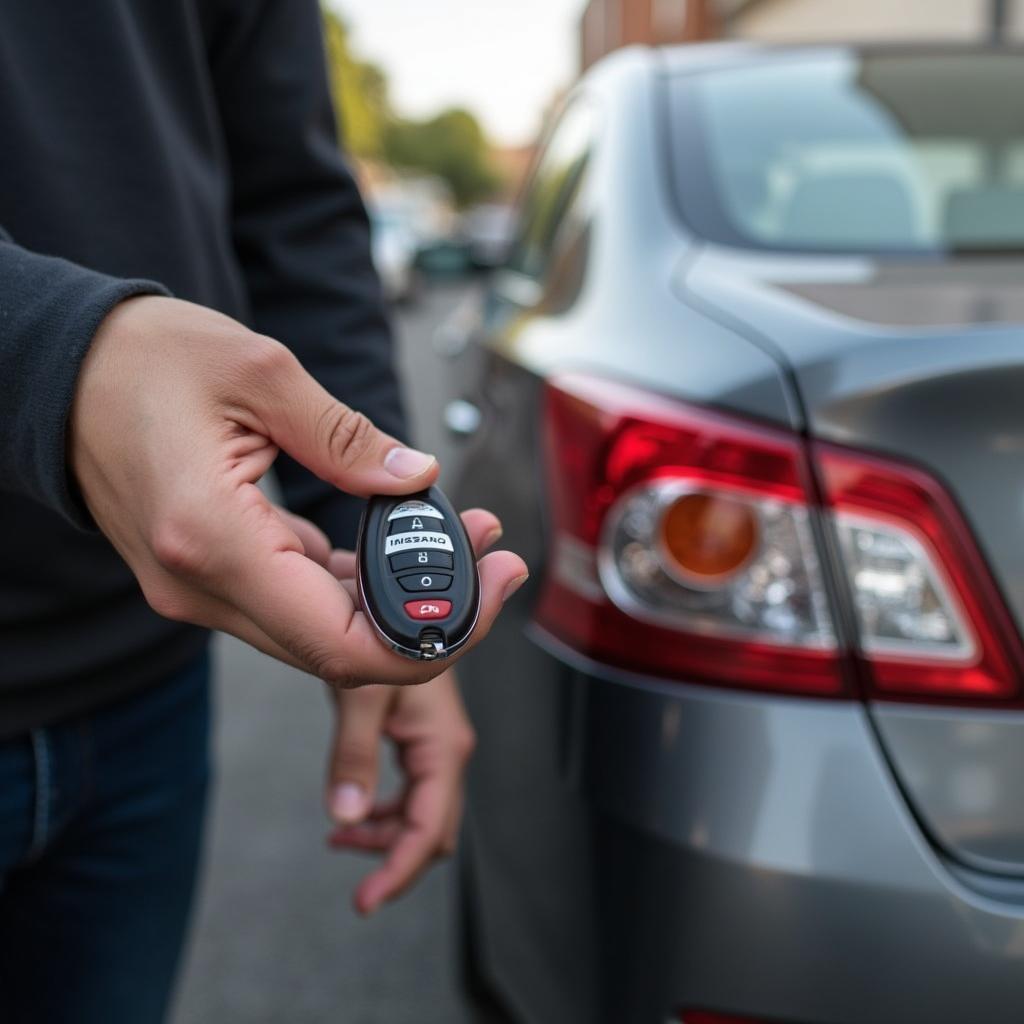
top-left (389, 550), bottom-right (453, 573)
top-left (398, 572), bottom-right (453, 593)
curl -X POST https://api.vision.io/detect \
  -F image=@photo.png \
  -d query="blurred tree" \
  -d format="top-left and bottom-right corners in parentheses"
top-left (322, 7), bottom-right (389, 159)
top-left (384, 109), bottom-right (499, 207)
top-left (322, 6), bottom-right (498, 204)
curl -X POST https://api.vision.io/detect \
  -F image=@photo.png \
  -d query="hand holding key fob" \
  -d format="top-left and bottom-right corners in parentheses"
top-left (356, 486), bottom-right (481, 661)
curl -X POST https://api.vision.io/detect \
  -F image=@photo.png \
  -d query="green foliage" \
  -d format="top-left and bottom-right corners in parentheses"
top-left (322, 6), bottom-right (498, 205)
top-left (383, 109), bottom-right (499, 207)
top-left (322, 7), bottom-right (388, 159)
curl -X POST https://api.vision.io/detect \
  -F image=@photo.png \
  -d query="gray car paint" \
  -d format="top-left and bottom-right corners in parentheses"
top-left (479, 50), bottom-right (797, 431)
top-left (451, 43), bottom-right (1024, 1024)
top-left (574, 660), bottom-right (1024, 1023)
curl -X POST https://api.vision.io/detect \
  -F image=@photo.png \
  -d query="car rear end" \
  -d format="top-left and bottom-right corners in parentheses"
top-left (457, 43), bottom-right (1024, 1024)
top-left (529, 367), bottom-right (1024, 1023)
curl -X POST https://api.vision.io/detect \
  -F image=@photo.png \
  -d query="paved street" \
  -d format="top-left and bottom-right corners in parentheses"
top-left (173, 281), bottom-right (479, 1024)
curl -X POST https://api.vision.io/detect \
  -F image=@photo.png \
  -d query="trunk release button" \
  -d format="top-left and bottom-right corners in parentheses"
top-left (404, 599), bottom-right (452, 620)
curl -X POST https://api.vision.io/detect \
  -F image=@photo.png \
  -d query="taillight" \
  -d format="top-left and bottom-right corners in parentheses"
top-left (535, 374), bottom-right (1024, 703)
top-left (817, 444), bottom-right (1024, 700)
top-left (535, 374), bottom-right (847, 696)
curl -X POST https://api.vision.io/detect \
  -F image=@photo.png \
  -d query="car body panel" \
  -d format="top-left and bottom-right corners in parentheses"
top-left (461, 634), bottom-right (1024, 1024)
top-left (873, 705), bottom-right (1024, 874)
top-left (681, 247), bottom-right (1024, 871)
top-left (576, 664), bottom-right (1024, 1024)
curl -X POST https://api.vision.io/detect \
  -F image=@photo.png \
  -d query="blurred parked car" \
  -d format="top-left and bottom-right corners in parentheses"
top-left (415, 234), bottom-right (474, 277)
top-left (369, 205), bottom-right (420, 303)
top-left (446, 43), bottom-right (1024, 1024)
top-left (463, 203), bottom-right (518, 270)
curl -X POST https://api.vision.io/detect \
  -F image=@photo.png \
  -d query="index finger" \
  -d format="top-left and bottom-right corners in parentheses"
top-left (353, 779), bottom-right (450, 914)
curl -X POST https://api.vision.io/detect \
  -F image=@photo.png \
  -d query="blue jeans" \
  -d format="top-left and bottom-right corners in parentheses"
top-left (0, 655), bottom-right (211, 1024)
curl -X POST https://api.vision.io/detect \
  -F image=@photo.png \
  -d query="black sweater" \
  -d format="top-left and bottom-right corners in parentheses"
top-left (0, 0), bottom-right (406, 735)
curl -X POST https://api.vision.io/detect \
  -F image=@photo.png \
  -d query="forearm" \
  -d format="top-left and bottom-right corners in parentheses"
top-left (0, 232), bottom-right (168, 524)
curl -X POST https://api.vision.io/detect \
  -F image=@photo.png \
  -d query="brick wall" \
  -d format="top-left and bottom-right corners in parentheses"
top-left (580, 0), bottom-right (720, 69)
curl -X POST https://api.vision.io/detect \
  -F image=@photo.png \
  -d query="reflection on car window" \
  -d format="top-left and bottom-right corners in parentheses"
top-left (672, 52), bottom-right (1024, 254)
top-left (508, 99), bottom-right (596, 281)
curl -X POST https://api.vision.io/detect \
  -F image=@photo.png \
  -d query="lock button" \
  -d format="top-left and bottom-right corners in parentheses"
top-left (389, 515), bottom-right (448, 536)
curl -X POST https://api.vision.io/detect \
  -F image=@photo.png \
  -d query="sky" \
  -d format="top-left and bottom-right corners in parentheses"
top-left (329, 0), bottom-right (589, 146)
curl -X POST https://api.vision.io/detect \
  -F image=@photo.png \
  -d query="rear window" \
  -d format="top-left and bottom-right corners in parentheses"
top-left (669, 51), bottom-right (1024, 255)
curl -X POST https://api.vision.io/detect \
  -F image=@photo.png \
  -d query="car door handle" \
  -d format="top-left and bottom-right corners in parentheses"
top-left (444, 399), bottom-right (482, 438)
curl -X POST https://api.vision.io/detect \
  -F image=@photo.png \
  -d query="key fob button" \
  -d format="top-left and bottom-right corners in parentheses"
top-left (389, 550), bottom-right (454, 573)
top-left (397, 572), bottom-right (453, 593)
top-left (404, 599), bottom-right (452, 620)
top-left (388, 516), bottom-right (443, 535)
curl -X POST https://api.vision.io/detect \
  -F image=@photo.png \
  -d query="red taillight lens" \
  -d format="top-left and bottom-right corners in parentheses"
top-left (535, 374), bottom-right (847, 696)
top-left (536, 374), bottom-right (1024, 703)
top-left (817, 444), bottom-right (1024, 700)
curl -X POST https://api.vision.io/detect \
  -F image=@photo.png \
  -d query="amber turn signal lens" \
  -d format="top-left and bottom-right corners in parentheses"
top-left (659, 491), bottom-right (759, 585)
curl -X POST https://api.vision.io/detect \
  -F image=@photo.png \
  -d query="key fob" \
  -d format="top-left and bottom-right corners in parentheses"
top-left (356, 486), bottom-right (481, 661)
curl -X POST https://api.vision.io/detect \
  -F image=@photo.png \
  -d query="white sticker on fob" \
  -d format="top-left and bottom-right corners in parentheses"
top-left (384, 532), bottom-right (453, 555)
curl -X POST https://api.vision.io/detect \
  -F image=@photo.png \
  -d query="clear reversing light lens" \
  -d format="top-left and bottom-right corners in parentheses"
top-left (600, 481), bottom-right (834, 649)
top-left (818, 442), bottom-right (1024, 699)
top-left (836, 513), bottom-right (974, 661)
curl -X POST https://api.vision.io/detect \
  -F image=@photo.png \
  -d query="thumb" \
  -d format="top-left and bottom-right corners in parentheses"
top-left (253, 346), bottom-right (439, 496)
top-left (327, 685), bottom-right (394, 825)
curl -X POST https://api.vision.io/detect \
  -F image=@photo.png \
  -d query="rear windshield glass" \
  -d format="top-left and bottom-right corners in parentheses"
top-left (670, 52), bottom-right (1024, 255)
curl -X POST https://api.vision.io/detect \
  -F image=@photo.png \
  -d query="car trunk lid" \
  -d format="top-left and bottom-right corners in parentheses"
top-left (682, 249), bottom-right (1024, 874)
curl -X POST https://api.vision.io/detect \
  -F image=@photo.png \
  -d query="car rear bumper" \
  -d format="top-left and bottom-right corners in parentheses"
top-left (545, 634), bottom-right (1024, 1024)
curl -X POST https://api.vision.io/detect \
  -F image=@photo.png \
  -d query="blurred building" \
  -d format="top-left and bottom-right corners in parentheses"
top-left (729, 0), bottom-right (1023, 42)
top-left (580, 0), bottom-right (731, 68)
top-left (581, 0), bottom-right (1023, 67)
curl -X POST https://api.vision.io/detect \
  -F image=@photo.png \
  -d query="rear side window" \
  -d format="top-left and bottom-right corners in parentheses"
top-left (669, 51), bottom-right (1024, 255)
top-left (508, 99), bottom-right (596, 281)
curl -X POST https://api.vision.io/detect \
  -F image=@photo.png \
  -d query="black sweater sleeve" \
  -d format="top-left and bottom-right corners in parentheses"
top-left (0, 230), bottom-right (168, 528)
top-left (206, 0), bottom-right (408, 550)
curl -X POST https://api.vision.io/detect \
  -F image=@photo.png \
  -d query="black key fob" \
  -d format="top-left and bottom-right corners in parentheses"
top-left (357, 486), bottom-right (481, 661)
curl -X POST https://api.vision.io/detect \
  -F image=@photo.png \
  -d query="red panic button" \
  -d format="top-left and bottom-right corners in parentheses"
top-left (405, 599), bottom-right (452, 620)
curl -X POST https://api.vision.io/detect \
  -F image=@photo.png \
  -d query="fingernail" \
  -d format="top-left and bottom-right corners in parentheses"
top-left (502, 574), bottom-right (529, 603)
top-left (331, 783), bottom-right (368, 824)
top-left (483, 526), bottom-right (503, 549)
top-left (384, 446), bottom-right (436, 479)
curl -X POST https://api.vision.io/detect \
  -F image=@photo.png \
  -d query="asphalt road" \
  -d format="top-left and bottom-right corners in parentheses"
top-left (172, 280), bottom-right (479, 1024)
